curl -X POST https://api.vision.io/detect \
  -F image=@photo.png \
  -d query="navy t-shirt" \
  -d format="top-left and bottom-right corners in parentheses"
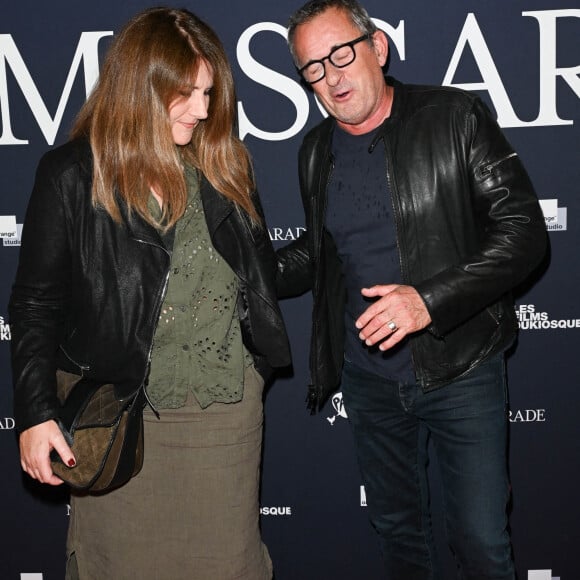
top-left (325, 124), bottom-right (414, 382)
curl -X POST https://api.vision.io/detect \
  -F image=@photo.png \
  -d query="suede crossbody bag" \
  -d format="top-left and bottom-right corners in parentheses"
top-left (50, 370), bottom-right (144, 493)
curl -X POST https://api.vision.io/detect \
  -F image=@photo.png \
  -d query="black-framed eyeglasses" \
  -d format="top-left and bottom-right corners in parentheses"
top-left (297, 33), bottom-right (372, 84)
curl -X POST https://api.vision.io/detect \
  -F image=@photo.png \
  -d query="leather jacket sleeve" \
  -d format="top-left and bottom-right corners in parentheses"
top-left (275, 123), bottom-right (330, 299)
top-left (9, 150), bottom-right (73, 432)
top-left (276, 232), bottom-right (313, 298)
top-left (414, 98), bottom-right (548, 336)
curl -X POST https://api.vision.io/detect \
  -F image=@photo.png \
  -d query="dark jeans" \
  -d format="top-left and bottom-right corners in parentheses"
top-left (341, 355), bottom-right (515, 580)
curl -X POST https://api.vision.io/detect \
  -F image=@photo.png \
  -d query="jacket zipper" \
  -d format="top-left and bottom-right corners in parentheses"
top-left (59, 344), bottom-right (91, 374)
top-left (382, 140), bottom-right (407, 286)
top-left (479, 152), bottom-right (517, 177)
top-left (134, 237), bottom-right (172, 418)
top-left (309, 155), bottom-right (334, 412)
top-left (313, 156), bottom-right (333, 293)
top-left (381, 134), bottom-right (422, 377)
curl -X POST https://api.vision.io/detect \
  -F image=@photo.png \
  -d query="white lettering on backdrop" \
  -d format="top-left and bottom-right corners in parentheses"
top-left (0, 10), bottom-right (578, 145)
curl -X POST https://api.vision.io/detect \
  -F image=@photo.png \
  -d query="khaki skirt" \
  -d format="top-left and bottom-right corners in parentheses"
top-left (66, 365), bottom-right (272, 580)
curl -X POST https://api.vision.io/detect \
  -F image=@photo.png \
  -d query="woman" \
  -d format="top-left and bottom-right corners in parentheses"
top-left (9, 8), bottom-right (291, 579)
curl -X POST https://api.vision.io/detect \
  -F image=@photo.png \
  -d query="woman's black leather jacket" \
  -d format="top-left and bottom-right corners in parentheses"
top-left (10, 139), bottom-right (291, 431)
top-left (277, 77), bottom-right (547, 412)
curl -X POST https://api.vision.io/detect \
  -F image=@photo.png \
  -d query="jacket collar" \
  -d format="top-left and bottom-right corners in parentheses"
top-left (199, 174), bottom-right (234, 237)
top-left (378, 76), bottom-right (404, 134)
top-left (70, 137), bottom-right (165, 249)
top-left (114, 192), bottom-right (166, 249)
top-left (119, 173), bottom-right (234, 250)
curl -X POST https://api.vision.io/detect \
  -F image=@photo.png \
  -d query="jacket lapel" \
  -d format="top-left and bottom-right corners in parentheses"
top-left (118, 194), bottom-right (167, 250)
top-left (200, 175), bottom-right (234, 240)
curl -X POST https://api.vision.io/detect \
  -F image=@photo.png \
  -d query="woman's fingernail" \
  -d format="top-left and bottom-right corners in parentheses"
top-left (68, 458), bottom-right (76, 467)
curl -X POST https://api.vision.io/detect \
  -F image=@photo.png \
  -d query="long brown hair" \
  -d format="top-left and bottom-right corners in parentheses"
top-left (71, 7), bottom-right (257, 228)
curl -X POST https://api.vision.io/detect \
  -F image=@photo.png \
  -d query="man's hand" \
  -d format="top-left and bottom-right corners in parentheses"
top-left (355, 284), bottom-right (432, 351)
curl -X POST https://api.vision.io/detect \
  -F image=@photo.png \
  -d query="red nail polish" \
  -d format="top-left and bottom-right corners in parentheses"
top-left (68, 458), bottom-right (76, 467)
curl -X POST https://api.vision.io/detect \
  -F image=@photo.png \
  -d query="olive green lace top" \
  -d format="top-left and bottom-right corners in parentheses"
top-left (146, 165), bottom-right (251, 409)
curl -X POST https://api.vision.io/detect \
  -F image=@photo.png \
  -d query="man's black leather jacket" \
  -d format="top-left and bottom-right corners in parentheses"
top-left (277, 77), bottom-right (547, 412)
top-left (10, 139), bottom-right (291, 431)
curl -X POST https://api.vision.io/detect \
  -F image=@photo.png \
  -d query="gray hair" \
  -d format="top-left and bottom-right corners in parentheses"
top-left (287, 0), bottom-right (377, 64)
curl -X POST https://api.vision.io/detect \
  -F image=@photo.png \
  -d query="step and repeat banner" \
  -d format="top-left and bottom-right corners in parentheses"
top-left (1, 1), bottom-right (578, 578)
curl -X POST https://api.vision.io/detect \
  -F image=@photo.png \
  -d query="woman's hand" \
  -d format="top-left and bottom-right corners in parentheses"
top-left (19, 420), bottom-right (75, 485)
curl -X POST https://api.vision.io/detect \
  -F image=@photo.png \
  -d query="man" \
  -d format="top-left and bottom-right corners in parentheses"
top-left (276, 1), bottom-right (547, 578)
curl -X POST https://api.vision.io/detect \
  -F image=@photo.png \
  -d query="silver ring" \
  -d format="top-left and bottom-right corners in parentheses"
top-left (387, 320), bottom-right (397, 331)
